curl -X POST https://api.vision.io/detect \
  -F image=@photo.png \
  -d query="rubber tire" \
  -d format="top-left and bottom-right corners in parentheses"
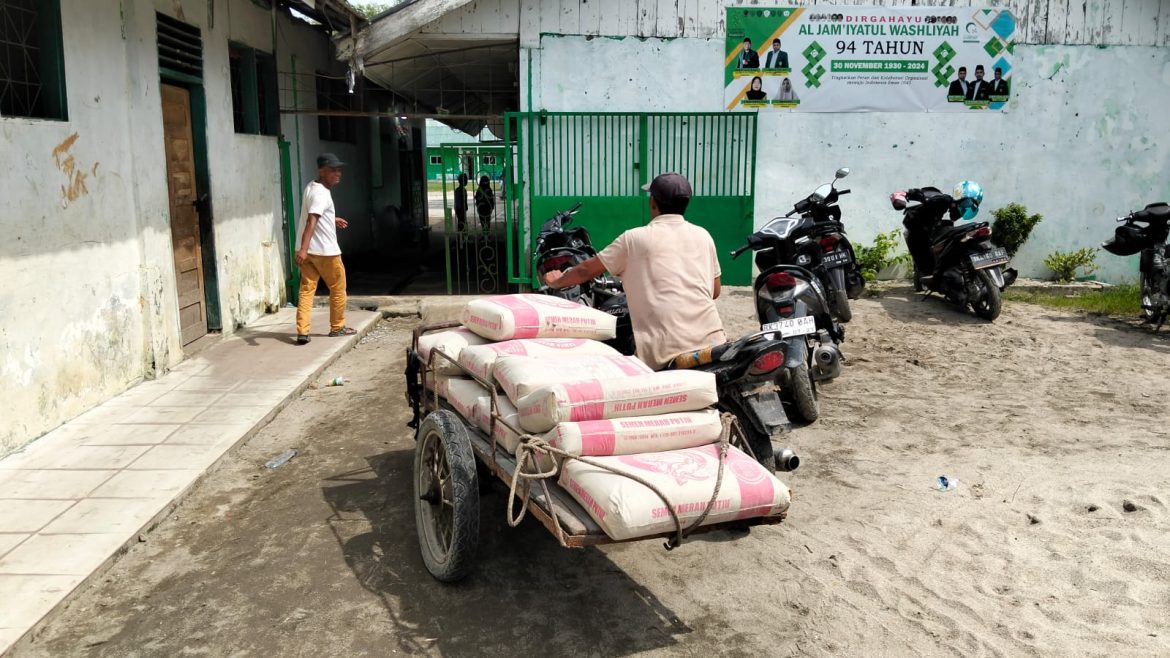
top-left (832, 290), bottom-right (853, 323)
top-left (971, 269), bottom-right (1003, 321)
top-left (1140, 271), bottom-right (1157, 323)
top-left (414, 410), bottom-right (480, 583)
top-left (787, 363), bottom-right (820, 423)
top-left (913, 269), bottom-right (924, 292)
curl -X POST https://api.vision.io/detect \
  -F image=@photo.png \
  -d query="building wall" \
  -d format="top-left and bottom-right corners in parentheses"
top-left (0, 0), bottom-right (358, 456)
top-left (508, 0), bottom-right (1170, 282)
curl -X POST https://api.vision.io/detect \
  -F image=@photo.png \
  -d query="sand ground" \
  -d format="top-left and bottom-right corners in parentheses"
top-left (17, 290), bottom-right (1170, 657)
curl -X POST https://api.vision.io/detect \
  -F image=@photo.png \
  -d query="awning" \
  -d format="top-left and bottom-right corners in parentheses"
top-left (336, 0), bottom-right (518, 136)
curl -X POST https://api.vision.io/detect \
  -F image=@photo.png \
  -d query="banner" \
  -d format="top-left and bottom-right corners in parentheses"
top-left (724, 7), bottom-right (1016, 112)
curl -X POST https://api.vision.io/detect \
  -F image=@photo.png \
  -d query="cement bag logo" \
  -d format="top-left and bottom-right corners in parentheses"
top-left (619, 451), bottom-right (711, 486)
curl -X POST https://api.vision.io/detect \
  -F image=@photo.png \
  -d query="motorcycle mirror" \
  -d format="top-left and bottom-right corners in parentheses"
top-left (835, 167), bottom-right (850, 180)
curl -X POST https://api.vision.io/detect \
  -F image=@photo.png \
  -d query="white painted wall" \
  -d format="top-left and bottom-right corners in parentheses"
top-left (528, 33), bottom-right (1170, 283)
top-left (0, 0), bottom-right (360, 455)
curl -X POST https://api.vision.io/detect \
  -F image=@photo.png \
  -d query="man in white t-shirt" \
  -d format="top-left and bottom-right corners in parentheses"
top-left (543, 172), bottom-right (726, 369)
top-left (294, 153), bottom-right (354, 345)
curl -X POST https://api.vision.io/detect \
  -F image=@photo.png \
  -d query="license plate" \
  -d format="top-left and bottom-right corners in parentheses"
top-left (762, 316), bottom-right (817, 338)
top-left (822, 249), bottom-right (851, 268)
top-left (970, 247), bottom-right (1009, 269)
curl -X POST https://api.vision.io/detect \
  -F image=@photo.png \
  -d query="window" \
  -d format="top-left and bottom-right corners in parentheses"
top-left (482, 155), bottom-right (497, 165)
top-left (316, 72), bottom-right (355, 143)
top-left (228, 43), bottom-right (278, 136)
top-left (429, 155), bottom-right (442, 165)
top-left (0, 0), bottom-right (68, 120)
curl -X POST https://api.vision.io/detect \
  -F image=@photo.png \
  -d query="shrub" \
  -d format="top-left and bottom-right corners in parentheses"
top-left (1043, 248), bottom-right (1099, 283)
top-left (990, 203), bottom-right (1043, 257)
top-left (855, 230), bottom-right (913, 282)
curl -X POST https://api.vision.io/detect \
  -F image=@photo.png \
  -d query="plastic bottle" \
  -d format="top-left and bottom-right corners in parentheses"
top-left (328, 376), bottom-right (345, 387)
top-left (935, 475), bottom-right (958, 492)
top-left (265, 448), bottom-right (298, 469)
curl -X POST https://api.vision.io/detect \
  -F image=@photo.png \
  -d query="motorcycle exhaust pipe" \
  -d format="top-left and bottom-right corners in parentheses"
top-left (811, 344), bottom-right (842, 381)
top-left (775, 448), bottom-right (800, 472)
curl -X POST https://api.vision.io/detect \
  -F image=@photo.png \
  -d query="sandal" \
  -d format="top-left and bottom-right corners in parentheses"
top-left (328, 327), bottom-right (357, 337)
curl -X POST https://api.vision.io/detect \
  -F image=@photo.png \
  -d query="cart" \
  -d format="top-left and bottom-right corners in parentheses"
top-left (405, 321), bottom-right (790, 582)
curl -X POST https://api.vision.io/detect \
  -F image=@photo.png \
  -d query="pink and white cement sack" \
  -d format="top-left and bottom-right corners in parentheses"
top-left (515, 370), bottom-right (718, 433)
top-left (444, 378), bottom-right (490, 421)
top-left (492, 354), bottom-right (652, 403)
top-left (471, 395), bottom-right (524, 454)
top-left (417, 327), bottom-right (489, 375)
top-left (543, 410), bottom-right (723, 457)
top-left (457, 338), bottom-right (620, 382)
top-left (461, 294), bottom-right (617, 341)
top-left (559, 444), bottom-right (791, 541)
top-left (424, 374), bottom-right (456, 398)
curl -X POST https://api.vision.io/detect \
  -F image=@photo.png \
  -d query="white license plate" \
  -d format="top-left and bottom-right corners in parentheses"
top-left (970, 247), bottom-right (1009, 269)
top-left (761, 316), bottom-right (817, 338)
top-left (823, 250), bottom-right (851, 267)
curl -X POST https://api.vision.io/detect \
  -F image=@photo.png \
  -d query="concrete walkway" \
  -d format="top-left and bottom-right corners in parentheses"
top-left (0, 307), bottom-right (379, 655)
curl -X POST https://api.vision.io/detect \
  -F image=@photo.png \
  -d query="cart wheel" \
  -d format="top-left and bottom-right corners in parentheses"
top-left (414, 410), bottom-right (480, 582)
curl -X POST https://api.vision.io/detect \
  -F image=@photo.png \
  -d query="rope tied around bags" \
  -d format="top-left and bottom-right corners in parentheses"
top-left (508, 412), bottom-right (739, 550)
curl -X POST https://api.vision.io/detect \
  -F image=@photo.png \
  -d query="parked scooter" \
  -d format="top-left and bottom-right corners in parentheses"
top-left (891, 182), bottom-right (1017, 321)
top-left (768, 168), bottom-right (866, 322)
top-left (1102, 202), bottom-right (1170, 328)
top-left (533, 202), bottom-right (634, 356)
top-left (535, 203), bottom-right (799, 472)
top-left (731, 228), bottom-right (846, 423)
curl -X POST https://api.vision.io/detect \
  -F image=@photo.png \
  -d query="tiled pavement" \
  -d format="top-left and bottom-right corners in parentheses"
top-left (0, 307), bottom-right (379, 655)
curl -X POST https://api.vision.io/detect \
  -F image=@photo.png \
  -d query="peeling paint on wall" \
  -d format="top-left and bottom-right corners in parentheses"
top-left (51, 132), bottom-right (94, 205)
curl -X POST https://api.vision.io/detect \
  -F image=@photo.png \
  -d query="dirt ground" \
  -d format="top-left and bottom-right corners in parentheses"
top-left (18, 290), bottom-right (1170, 657)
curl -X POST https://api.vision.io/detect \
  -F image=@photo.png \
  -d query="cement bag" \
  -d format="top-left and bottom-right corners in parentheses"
top-left (471, 395), bottom-right (524, 454)
top-left (424, 374), bottom-right (456, 399)
top-left (544, 410), bottom-right (723, 458)
top-left (417, 327), bottom-right (489, 375)
top-left (516, 370), bottom-right (718, 434)
top-left (559, 444), bottom-right (791, 541)
top-left (445, 378), bottom-right (489, 421)
top-left (457, 338), bottom-right (621, 382)
top-left (461, 294), bottom-right (617, 341)
top-left (492, 354), bottom-right (652, 403)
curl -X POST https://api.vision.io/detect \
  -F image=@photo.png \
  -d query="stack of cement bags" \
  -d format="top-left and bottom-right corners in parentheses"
top-left (420, 293), bottom-right (791, 540)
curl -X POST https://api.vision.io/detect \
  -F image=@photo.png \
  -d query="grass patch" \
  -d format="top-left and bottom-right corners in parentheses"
top-left (1004, 284), bottom-right (1142, 316)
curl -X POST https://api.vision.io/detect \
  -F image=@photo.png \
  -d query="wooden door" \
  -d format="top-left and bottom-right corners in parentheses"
top-left (161, 84), bottom-right (207, 345)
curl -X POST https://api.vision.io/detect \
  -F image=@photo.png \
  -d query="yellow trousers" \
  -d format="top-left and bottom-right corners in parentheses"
top-left (296, 254), bottom-right (347, 335)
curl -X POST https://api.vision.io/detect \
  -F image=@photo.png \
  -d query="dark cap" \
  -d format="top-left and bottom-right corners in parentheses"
top-left (317, 153), bottom-right (346, 168)
top-left (642, 172), bottom-right (692, 205)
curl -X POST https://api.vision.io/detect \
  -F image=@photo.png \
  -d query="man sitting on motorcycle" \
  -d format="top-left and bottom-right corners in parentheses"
top-left (543, 172), bottom-right (727, 370)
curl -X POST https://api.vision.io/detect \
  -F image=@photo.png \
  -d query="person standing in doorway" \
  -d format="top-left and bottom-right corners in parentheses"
top-left (454, 172), bottom-right (469, 232)
top-left (474, 174), bottom-right (495, 233)
top-left (294, 153), bottom-right (356, 345)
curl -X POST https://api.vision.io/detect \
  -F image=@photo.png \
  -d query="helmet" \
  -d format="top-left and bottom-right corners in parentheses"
top-left (952, 181), bottom-right (983, 220)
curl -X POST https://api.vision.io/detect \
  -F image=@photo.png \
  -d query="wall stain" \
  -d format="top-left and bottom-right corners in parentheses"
top-left (51, 132), bottom-right (94, 205)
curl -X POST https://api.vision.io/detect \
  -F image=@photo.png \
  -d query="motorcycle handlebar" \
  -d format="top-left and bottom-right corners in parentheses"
top-left (731, 244), bottom-right (750, 259)
top-left (837, 189), bottom-right (851, 195)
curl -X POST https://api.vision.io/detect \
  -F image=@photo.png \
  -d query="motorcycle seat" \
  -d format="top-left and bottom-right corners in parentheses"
top-left (1135, 203), bottom-right (1170, 222)
top-left (933, 221), bottom-right (987, 242)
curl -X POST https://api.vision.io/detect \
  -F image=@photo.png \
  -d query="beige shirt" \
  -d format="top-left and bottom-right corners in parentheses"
top-left (598, 214), bottom-right (727, 370)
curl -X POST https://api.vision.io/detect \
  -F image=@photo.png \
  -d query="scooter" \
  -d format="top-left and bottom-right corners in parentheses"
top-left (766, 168), bottom-right (866, 322)
top-left (893, 187), bottom-right (1017, 321)
top-left (1102, 202), bottom-right (1170, 328)
top-left (731, 229), bottom-right (845, 423)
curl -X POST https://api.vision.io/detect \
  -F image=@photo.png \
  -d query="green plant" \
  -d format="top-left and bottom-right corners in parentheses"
top-left (1043, 247), bottom-right (1099, 282)
top-left (990, 203), bottom-right (1043, 257)
top-left (855, 230), bottom-right (913, 281)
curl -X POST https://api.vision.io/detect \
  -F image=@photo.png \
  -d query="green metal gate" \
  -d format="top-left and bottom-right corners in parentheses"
top-left (438, 143), bottom-right (512, 294)
top-left (504, 112), bottom-right (758, 287)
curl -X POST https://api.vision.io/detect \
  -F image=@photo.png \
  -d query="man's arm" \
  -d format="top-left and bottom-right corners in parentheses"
top-left (713, 276), bottom-right (721, 300)
top-left (543, 256), bottom-right (606, 289)
top-left (296, 214), bottom-right (319, 265)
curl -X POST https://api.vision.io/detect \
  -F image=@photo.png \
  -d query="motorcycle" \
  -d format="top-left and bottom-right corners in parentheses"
top-left (731, 229), bottom-right (846, 423)
top-left (893, 186), bottom-right (1017, 321)
top-left (535, 203), bottom-right (799, 472)
top-left (1102, 202), bottom-right (1170, 328)
top-left (533, 202), bottom-right (635, 356)
top-left (767, 168), bottom-right (866, 322)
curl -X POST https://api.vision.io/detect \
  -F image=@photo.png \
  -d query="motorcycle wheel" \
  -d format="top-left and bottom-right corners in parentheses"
top-left (971, 269), bottom-right (1003, 321)
top-left (913, 268), bottom-right (924, 292)
top-left (832, 291), bottom-right (853, 323)
top-left (786, 363), bottom-right (819, 423)
top-left (1140, 272), bottom-right (1157, 323)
